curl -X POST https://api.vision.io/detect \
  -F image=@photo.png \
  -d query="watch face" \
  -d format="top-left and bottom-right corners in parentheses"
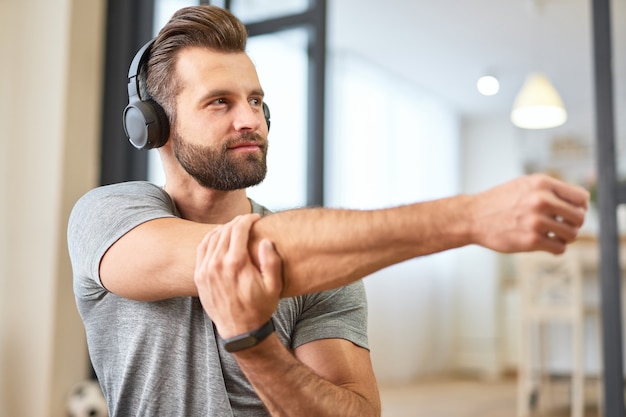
top-left (224, 336), bottom-right (257, 353)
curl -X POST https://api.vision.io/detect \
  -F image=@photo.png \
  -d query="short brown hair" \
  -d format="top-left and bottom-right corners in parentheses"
top-left (144, 5), bottom-right (248, 118)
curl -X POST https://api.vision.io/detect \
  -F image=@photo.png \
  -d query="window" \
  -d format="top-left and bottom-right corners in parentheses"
top-left (230, 0), bottom-right (310, 24)
top-left (246, 29), bottom-right (308, 210)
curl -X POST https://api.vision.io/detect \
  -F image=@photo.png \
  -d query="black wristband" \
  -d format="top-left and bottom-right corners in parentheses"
top-left (222, 319), bottom-right (275, 353)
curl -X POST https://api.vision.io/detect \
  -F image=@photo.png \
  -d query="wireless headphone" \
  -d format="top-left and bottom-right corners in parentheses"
top-left (123, 38), bottom-right (271, 150)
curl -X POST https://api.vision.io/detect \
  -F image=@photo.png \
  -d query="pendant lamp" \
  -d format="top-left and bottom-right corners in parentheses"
top-left (510, 72), bottom-right (567, 129)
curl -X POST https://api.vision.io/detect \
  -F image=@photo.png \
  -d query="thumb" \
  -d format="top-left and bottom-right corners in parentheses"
top-left (258, 238), bottom-right (283, 297)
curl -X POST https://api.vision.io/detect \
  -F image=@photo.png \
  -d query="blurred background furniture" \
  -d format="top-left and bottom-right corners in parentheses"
top-left (515, 245), bottom-right (602, 417)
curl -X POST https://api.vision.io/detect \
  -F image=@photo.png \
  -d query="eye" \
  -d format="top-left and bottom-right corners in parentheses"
top-left (250, 98), bottom-right (262, 107)
top-left (209, 98), bottom-right (228, 107)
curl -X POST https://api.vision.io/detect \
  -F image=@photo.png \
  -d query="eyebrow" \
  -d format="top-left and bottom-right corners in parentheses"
top-left (199, 88), bottom-right (265, 101)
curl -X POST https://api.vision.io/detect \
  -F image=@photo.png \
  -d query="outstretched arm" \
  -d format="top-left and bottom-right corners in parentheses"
top-left (248, 174), bottom-right (588, 296)
top-left (99, 174), bottom-right (588, 300)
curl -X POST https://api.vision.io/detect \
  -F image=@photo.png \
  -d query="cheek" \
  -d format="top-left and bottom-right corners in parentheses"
top-left (174, 111), bottom-right (215, 144)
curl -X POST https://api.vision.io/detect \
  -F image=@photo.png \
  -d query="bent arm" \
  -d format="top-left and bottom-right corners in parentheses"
top-left (231, 336), bottom-right (380, 417)
top-left (100, 174), bottom-right (589, 300)
top-left (100, 197), bottom-right (467, 300)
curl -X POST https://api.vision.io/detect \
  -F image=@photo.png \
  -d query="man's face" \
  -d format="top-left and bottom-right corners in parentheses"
top-left (171, 47), bottom-right (269, 191)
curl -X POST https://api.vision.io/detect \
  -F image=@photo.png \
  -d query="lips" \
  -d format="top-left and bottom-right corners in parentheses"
top-left (228, 141), bottom-right (261, 150)
top-left (225, 132), bottom-right (267, 152)
top-left (226, 137), bottom-right (267, 153)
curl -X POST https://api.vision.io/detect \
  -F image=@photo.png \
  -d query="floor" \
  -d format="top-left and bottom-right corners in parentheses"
top-left (378, 375), bottom-right (603, 417)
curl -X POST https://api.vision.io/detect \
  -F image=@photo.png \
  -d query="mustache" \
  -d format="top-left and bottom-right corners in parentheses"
top-left (224, 132), bottom-right (267, 149)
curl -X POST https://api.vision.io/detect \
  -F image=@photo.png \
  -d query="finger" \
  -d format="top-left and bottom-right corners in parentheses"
top-left (539, 236), bottom-right (567, 255)
top-left (213, 219), bottom-right (236, 262)
top-left (196, 226), bottom-right (221, 272)
top-left (545, 176), bottom-right (590, 209)
top-left (227, 213), bottom-right (260, 255)
top-left (529, 206), bottom-right (578, 242)
top-left (195, 228), bottom-right (225, 292)
top-left (215, 214), bottom-right (259, 278)
top-left (527, 223), bottom-right (568, 254)
top-left (257, 238), bottom-right (284, 297)
top-left (546, 195), bottom-right (587, 229)
top-left (545, 214), bottom-right (581, 242)
top-left (196, 232), bottom-right (209, 271)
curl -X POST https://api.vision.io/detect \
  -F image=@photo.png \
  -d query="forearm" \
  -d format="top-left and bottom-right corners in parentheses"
top-left (250, 196), bottom-right (472, 297)
top-left (232, 335), bottom-right (380, 417)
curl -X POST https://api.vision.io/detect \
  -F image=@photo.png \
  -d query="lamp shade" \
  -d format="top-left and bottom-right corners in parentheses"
top-left (510, 72), bottom-right (567, 129)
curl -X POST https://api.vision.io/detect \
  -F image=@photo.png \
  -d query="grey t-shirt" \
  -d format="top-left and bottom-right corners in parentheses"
top-left (67, 181), bottom-right (368, 417)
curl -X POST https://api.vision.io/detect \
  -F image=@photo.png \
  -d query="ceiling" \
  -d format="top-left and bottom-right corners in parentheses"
top-left (328, 0), bottom-right (626, 139)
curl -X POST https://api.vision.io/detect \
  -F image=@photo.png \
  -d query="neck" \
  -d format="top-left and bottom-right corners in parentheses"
top-left (159, 147), bottom-right (253, 224)
top-left (164, 179), bottom-right (252, 224)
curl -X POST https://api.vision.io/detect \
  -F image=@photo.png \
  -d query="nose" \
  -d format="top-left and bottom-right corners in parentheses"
top-left (232, 102), bottom-right (262, 132)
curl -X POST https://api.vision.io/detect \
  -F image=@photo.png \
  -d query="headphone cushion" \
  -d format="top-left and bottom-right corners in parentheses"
top-left (123, 99), bottom-right (170, 149)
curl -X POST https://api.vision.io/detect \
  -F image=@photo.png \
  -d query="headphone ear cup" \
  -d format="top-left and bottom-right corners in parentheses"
top-left (146, 99), bottom-right (170, 148)
top-left (123, 99), bottom-right (170, 149)
top-left (263, 102), bottom-right (271, 131)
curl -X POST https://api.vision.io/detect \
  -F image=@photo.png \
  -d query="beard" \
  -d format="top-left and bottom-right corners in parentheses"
top-left (172, 130), bottom-right (268, 191)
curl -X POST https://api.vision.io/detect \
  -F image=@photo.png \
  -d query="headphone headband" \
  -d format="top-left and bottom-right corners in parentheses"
top-left (127, 39), bottom-right (155, 101)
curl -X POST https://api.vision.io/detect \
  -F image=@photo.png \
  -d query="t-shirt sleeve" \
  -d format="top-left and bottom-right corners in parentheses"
top-left (67, 181), bottom-right (177, 299)
top-left (290, 281), bottom-right (369, 350)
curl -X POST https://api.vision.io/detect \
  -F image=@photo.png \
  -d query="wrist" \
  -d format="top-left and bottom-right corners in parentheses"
top-left (453, 194), bottom-right (476, 246)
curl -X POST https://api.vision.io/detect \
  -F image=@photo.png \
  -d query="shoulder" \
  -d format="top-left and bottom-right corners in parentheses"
top-left (78, 181), bottom-right (170, 204)
top-left (68, 181), bottom-right (178, 246)
top-left (71, 181), bottom-right (175, 217)
top-left (67, 181), bottom-right (179, 290)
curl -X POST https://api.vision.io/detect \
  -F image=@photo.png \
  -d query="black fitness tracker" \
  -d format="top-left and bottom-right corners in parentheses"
top-left (222, 319), bottom-right (275, 353)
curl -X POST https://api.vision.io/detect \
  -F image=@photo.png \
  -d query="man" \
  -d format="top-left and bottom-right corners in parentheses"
top-left (67, 5), bottom-right (589, 417)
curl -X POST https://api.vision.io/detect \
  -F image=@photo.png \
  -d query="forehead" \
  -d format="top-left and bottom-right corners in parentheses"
top-left (175, 47), bottom-right (261, 93)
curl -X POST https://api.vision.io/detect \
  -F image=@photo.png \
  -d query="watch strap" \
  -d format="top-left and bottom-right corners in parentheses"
top-left (222, 319), bottom-right (275, 353)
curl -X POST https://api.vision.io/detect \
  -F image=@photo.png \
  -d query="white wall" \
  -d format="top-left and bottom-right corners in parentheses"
top-left (324, 50), bottom-right (534, 383)
top-left (326, 52), bottom-right (462, 383)
top-left (454, 116), bottom-right (525, 378)
top-left (0, 1), bottom-right (105, 416)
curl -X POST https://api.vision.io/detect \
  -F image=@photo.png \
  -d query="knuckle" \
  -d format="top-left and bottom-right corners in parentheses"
top-left (523, 233), bottom-right (542, 249)
top-left (528, 194), bottom-right (549, 212)
top-left (526, 215), bottom-right (544, 233)
top-left (529, 173), bottom-right (549, 188)
top-left (223, 253), bottom-right (244, 270)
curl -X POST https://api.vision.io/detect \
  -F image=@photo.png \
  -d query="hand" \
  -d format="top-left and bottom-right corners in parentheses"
top-left (468, 174), bottom-right (589, 254)
top-left (194, 213), bottom-right (283, 339)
